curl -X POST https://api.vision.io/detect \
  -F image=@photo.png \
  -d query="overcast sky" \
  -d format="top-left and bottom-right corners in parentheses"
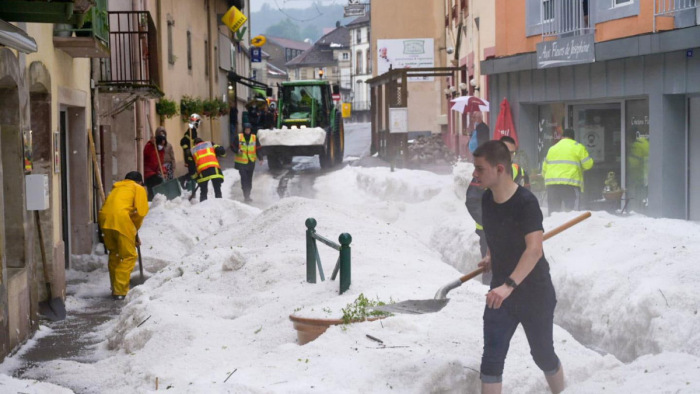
top-left (251, 0), bottom-right (341, 12)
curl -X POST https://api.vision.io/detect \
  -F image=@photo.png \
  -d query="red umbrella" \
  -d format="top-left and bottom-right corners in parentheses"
top-left (450, 95), bottom-right (490, 114)
top-left (493, 98), bottom-right (518, 146)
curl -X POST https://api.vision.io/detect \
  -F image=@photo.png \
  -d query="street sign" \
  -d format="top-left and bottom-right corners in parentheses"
top-left (252, 35), bottom-right (266, 47)
top-left (251, 47), bottom-right (262, 63)
top-left (332, 93), bottom-right (341, 101)
top-left (344, 4), bottom-right (366, 17)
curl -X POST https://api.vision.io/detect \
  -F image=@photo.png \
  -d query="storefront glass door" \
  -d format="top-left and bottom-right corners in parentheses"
top-left (570, 103), bottom-right (622, 208)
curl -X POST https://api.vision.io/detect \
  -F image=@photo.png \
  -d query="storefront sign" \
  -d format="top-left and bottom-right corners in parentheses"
top-left (377, 39), bottom-right (435, 81)
top-left (536, 33), bottom-right (595, 69)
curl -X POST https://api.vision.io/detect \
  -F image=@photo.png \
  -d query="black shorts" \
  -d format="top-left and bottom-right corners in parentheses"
top-left (480, 291), bottom-right (560, 383)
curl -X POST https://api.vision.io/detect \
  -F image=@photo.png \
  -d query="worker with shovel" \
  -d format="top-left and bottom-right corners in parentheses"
top-left (472, 140), bottom-right (565, 394)
top-left (98, 171), bottom-right (149, 301)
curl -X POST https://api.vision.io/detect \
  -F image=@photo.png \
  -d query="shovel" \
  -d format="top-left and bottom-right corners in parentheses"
top-left (131, 233), bottom-right (147, 287)
top-left (374, 212), bottom-right (592, 315)
top-left (36, 211), bottom-right (67, 321)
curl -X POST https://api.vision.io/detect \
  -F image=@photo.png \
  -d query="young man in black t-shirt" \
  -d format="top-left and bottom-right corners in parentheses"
top-left (472, 140), bottom-right (565, 394)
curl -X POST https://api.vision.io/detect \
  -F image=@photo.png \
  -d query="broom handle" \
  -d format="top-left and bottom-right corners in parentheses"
top-left (458, 211), bottom-right (592, 283)
top-left (88, 130), bottom-right (106, 205)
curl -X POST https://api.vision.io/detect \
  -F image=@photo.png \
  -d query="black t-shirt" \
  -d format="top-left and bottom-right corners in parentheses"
top-left (482, 186), bottom-right (553, 298)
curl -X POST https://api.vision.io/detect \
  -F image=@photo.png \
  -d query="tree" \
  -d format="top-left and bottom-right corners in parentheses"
top-left (265, 18), bottom-right (302, 41)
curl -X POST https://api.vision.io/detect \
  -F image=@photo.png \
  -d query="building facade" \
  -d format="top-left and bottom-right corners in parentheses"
top-left (286, 26), bottom-right (351, 91)
top-left (0, 1), bottom-right (96, 360)
top-left (442, 0), bottom-right (496, 158)
top-left (370, 0), bottom-right (447, 135)
top-left (482, 0), bottom-right (700, 219)
top-left (347, 15), bottom-right (371, 122)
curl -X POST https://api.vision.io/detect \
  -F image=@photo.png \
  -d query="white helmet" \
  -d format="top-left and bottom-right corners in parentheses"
top-left (189, 113), bottom-right (202, 128)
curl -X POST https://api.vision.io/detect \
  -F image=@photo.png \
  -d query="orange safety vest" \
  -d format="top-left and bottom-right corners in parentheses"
top-left (191, 141), bottom-right (221, 173)
top-left (234, 133), bottom-right (257, 165)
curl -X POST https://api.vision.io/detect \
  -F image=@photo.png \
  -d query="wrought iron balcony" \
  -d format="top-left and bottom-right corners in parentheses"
top-left (52, 0), bottom-right (109, 58)
top-left (541, 0), bottom-right (594, 38)
top-left (654, 0), bottom-right (698, 31)
top-left (97, 11), bottom-right (162, 98)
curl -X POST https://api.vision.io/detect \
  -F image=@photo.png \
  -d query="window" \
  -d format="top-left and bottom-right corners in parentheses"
top-left (366, 50), bottom-right (371, 74)
top-left (356, 28), bottom-right (361, 44)
top-left (167, 19), bottom-right (174, 65)
top-left (342, 52), bottom-right (349, 60)
top-left (187, 31), bottom-right (192, 71)
top-left (230, 43), bottom-right (236, 71)
top-left (356, 50), bottom-right (362, 74)
top-left (542, 0), bottom-right (554, 21)
top-left (204, 40), bottom-right (209, 78)
top-left (614, 0), bottom-right (632, 5)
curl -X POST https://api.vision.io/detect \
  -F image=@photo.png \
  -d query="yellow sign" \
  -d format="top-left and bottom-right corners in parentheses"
top-left (221, 6), bottom-right (247, 33)
top-left (251, 35), bottom-right (267, 47)
top-left (342, 103), bottom-right (352, 118)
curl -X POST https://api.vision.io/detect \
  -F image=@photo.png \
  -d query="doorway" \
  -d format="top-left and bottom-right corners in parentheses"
top-left (570, 103), bottom-right (622, 208)
top-left (59, 111), bottom-right (70, 268)
top-left (689, 97), bottom-right (700, 221)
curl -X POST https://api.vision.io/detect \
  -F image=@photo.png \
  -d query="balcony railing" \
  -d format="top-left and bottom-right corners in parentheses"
top-left (97, 11), bottom-right (161, 96)
top-left (352, 100), bottom-right (370, 111)
top-left (654, 0), bottom-right (698, 31)
top-left (541, 0), bottom-right (594, 38)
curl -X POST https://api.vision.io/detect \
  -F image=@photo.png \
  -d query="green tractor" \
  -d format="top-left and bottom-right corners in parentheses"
top-left (257, 80), bottom-right (345, 170)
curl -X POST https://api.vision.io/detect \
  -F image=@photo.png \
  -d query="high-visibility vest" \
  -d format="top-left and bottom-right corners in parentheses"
top-left (234, 133), bottom-right (257, 164)
top-left (191, 141), bottom-right (221, 173)
top-left (542, 138), bottom-right (593, 191)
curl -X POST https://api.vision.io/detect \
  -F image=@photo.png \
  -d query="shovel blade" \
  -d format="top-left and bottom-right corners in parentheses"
top-left (39, 298), bottom-right (67, 321)
top-left (373, 299), bottom-right (450, 315)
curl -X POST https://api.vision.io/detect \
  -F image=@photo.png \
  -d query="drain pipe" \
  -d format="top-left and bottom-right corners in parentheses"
top-left (133, 0), bottom-right (145, 174)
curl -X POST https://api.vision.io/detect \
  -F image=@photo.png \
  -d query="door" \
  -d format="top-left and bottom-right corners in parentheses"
top-left (689, 97), bottom-right (700, 220)
top-left (60, 111), bottom-right (70, 268)
top-left (570, 103), bottom-right (622, 208)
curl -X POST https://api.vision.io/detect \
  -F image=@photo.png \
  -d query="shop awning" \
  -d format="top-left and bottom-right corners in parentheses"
top-left (0, 19), bottom-right (37, 53)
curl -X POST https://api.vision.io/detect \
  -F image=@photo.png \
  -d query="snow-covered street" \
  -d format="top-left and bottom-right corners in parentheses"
top-left (2, 123), bottom-right (700, 393)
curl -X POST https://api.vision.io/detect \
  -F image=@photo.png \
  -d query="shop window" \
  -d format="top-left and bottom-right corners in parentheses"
top-left (537, 103), bottom-right (567, 168)
top-left (187, 31), bottom-right (192, 71)
top-left (625, 99), bottom-right (649, 214)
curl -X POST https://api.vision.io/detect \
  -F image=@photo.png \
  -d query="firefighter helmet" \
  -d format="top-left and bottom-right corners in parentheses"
top-left (189, 113), bottom-right (202, 128)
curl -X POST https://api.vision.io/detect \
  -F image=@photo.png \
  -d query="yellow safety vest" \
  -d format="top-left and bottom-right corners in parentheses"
top-left (234, 133), bottom-right (257, 165)
top-left (542, 138), bottom-right (593, 191)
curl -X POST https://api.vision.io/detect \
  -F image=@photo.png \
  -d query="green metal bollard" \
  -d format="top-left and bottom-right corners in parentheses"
top-left (338, 233), bottom-right (352, 294)
top-left (305, 218), bottom-right (317, 283)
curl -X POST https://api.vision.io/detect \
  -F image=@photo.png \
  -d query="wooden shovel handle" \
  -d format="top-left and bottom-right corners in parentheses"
top-left (458, 211), bottom-right (592, 283)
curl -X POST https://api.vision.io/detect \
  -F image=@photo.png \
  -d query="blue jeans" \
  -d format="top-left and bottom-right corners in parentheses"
top-left (480, 293), bottom-right (559, 383)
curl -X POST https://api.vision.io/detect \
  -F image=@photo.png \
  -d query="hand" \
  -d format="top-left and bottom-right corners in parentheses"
top-left (485, 284), bottom-right (513, 309)
top-left (478, 255), bottom-right (492, 273)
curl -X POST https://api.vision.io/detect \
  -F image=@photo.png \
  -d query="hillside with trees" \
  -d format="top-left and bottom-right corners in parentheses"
top-left (251, 3), bottom-right (355, 42)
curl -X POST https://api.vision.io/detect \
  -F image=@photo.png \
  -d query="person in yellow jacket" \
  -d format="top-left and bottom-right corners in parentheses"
top-left (542, 128), bottom-right (593, 214)
top-left (191, 137), bottom-right (226, 201)
top-left (232, 123), bottom-right (264, 203)
top-left (98, 171), bottom-right (149, 300)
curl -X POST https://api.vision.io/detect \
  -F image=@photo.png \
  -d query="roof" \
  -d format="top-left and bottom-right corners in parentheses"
top-left (346, 15), bottom-right (369, 27)
top-left (280, 80), bottom-right (330, 86)
top-left (266, 36), bottom-right (312, 51)
top-left (285, 27), bottom-right (349, 68)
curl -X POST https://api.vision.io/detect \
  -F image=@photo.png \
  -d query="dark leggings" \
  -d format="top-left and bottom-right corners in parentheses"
top-left (199, 178), bottom-right (223, 201)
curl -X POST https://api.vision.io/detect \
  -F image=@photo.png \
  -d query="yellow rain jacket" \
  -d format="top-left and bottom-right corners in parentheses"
top-left (542, 138), bottom-right (594, 191)
top-left (98, 179), bottom-right (149, 241)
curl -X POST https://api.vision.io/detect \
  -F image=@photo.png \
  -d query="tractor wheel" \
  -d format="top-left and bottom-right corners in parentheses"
top-left (334, 117), bottom-right (345, 165)
top-left (319, 132), bottom-right (336, 169)
top-left (267, 154), bottom-right (283, 171)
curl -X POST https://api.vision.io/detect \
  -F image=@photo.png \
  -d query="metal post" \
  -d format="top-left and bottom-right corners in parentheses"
top-left (339, 233), bottom-right (352, 294)
top-left (305, 218), bottom-right (317, 283)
